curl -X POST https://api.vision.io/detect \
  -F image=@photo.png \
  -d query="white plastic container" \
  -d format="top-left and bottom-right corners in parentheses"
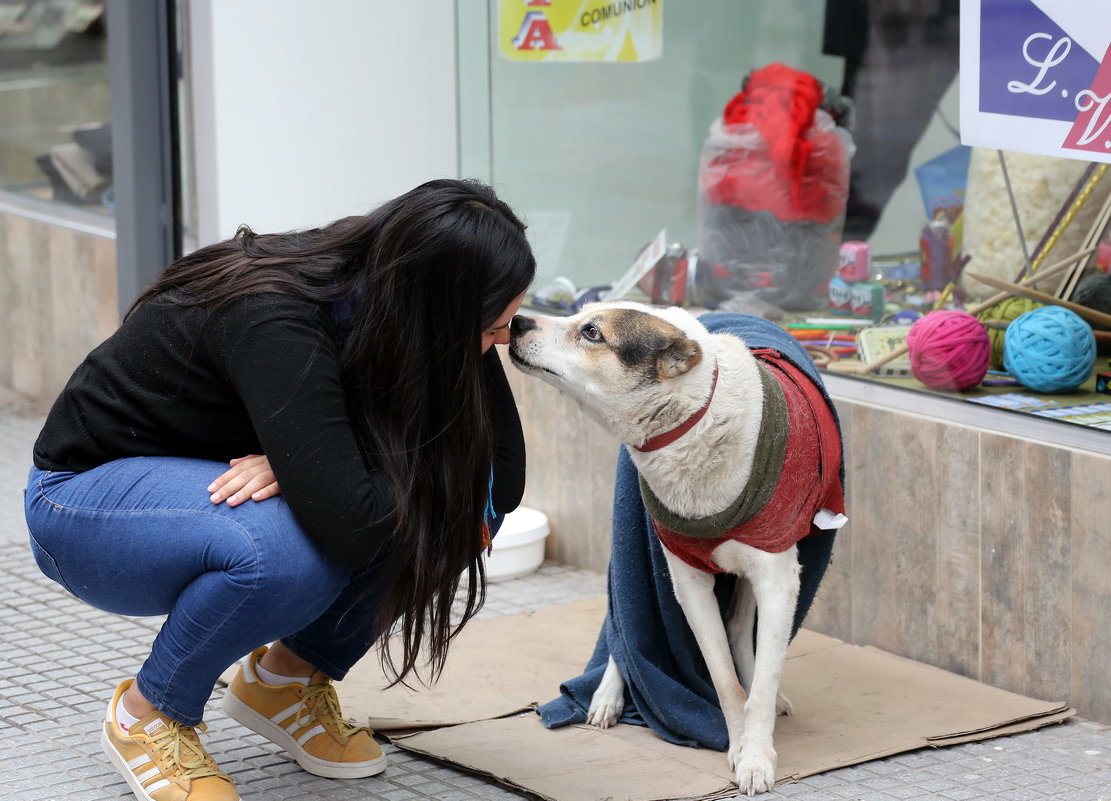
top-left (485, 506), bottom-right (549, 582)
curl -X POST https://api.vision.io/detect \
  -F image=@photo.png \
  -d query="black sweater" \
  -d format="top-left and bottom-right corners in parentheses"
top-left (33, 293), bottom-right (527, 568)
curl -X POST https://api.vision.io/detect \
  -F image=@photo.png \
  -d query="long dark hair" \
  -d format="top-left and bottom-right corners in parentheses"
top-left (129, 178), bottom-right (536, 683)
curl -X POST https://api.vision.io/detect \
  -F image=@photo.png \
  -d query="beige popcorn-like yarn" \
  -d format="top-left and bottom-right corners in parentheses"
top-left (960, 148), bottom-right (1111, 301)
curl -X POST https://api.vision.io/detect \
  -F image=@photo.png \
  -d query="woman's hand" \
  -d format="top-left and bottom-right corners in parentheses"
top-left (208, 454), bottom-right (281, 506)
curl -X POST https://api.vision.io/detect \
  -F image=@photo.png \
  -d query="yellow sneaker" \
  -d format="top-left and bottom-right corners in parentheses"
top-left (222, 646), bottom-right (386, 779)
top-left (100, 680), bottom-right (238, 801)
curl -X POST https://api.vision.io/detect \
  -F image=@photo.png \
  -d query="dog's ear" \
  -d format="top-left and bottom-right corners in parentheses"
top-left (656, 335), bottom-right (702, 380)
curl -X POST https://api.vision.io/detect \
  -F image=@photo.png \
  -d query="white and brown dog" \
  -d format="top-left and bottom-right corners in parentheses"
top-left (509, 302), bottom-right (846, 796)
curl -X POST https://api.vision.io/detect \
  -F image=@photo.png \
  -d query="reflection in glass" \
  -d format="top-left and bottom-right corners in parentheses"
top-left (0, 0), bottom-right (111, 214)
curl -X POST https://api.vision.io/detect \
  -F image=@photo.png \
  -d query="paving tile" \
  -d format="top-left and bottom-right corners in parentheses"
top-left (1059, 771), bottom-right (1111, 790)
top-left (378, 789), bottom-right (422, 801)
top-left (826, 785), bottom-right (873, 798)
top-left (881, 787), bottom-right (927, 800)
top-left (936, 787), bottom-right (983, 800)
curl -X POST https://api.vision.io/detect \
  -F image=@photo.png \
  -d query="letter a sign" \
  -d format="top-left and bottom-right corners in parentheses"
top-left (961, 0), bottom-right (1111, 163)
top-left (513, 11), bottom-right (562, 51)
top-left (498, 0), bottom-right (663, 63)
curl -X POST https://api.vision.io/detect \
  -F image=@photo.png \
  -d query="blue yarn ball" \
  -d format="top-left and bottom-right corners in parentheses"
top-left (1003, 306), bottom-right (1096, 393)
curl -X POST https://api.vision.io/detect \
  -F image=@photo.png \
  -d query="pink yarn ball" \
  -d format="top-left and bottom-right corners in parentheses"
top-left (906, 310), bottom-right (991, 391)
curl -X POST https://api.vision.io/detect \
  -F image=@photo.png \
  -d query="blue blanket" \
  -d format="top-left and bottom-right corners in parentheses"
top-left (536, 313), bottom-right (842, 750)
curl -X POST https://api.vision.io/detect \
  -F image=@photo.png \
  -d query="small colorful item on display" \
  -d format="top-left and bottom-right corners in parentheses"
top-left (829, 253), bottom-right (884, 322)
top-left (828, 275), bottom-right (853, 314)
top-left (783, 325), bottom-right (858, 365)
top-left (876, 257), bottom-right (922, 282)
top-left (1003, 306), bottom-right (1096, 394)
top-left (906, 310), bottom-right (991, 391)
top-left (838, 241), bottom-right (872, 282)
top-left (850, 282), bottom-right (885, 322)
top-left (919, 212), bottom-right (955, 291)
top-left (890, 309), bottom-right (923, 325)
top-left (856, 324), bottom-right (913, 376)
top-left (1098, 238), bottom-right (1111, 272)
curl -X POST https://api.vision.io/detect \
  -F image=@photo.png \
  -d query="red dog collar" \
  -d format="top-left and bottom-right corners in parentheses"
top-left (633, 363), bottom-right (719, 453)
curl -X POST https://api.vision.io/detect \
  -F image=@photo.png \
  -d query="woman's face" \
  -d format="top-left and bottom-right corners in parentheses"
top-left (482, 291), bottom-right (527, 353)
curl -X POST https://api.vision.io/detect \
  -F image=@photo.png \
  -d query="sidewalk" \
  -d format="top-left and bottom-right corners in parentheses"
top-left (1, 394), bottom-right (1108, 801)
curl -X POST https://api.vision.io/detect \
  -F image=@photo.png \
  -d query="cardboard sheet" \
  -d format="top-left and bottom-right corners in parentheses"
top-left (340, 597), bottom-right (609, 730)
top-left (335, 597), bottom-right (1073, 801)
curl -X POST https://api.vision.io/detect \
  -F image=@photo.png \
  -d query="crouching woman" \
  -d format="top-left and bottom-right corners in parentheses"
top-left (24, 178), bottom-right (534, 801)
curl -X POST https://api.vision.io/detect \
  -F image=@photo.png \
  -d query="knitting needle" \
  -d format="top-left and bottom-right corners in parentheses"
top-left (965, 271), bottom-right (1111, 329)
top-left (998, 150), bottom-right (1034, 277)
top-left (964, 244), bottom-right (1097, 315)
top-left (1058, 189), bottom-right (1111, 300)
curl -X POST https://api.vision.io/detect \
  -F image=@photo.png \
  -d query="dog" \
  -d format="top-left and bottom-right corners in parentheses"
top-left (508, 302), bottom-right (846, 796)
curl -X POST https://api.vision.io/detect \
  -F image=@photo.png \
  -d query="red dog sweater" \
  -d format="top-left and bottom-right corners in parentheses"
top-left (646, 348), bottom-right (845, 574)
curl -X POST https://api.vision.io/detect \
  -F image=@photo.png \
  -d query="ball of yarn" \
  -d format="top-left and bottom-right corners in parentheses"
top-left (1072, 274), bottom-right (1111, 329)
top-left (906, 310), bottom-right (992, 391)
top-left (1003, 306), bottom-right (1096, 393)
top-left (976, 296), bottom-right (1041, 369)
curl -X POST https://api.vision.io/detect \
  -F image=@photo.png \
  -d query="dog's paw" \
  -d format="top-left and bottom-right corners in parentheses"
top-left (586, 690), bottom-right (624, 729)
top-left (729, 742), bottom-right (777, 796)
top-left (775, 692), bottom-right (793, 716)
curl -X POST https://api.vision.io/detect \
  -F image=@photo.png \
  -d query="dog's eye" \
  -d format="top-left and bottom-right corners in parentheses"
top-left (581, 323), bottom-right (603, 342)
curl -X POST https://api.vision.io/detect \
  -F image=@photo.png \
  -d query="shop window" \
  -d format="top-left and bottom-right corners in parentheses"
top-left (479, 0), bottom-right (1111, 440)
top-left (0, 0), bottom-right (111, 214)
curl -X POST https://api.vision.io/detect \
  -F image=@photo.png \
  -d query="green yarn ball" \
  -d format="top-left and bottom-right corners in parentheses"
top-left (977, 296), bottom-right (1042, 369)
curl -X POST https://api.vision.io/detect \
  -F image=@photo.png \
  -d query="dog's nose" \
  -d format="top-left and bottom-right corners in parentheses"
top-left (511, 315), bottom-right (537, 336)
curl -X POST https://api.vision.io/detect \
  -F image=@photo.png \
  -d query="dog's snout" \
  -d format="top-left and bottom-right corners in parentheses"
top-left (511, 315), bottom-right (537, 337)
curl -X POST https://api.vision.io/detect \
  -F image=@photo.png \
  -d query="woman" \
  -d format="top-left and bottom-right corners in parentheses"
top-left (24, 179), bottom-right (534, 801)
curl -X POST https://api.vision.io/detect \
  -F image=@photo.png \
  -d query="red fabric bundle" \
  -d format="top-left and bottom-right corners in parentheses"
top-left (703, 63), bottom-right (849, 224)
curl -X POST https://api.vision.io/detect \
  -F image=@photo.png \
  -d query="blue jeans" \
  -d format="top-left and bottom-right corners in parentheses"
top-left (24, 457), bottom-right (395, 726)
